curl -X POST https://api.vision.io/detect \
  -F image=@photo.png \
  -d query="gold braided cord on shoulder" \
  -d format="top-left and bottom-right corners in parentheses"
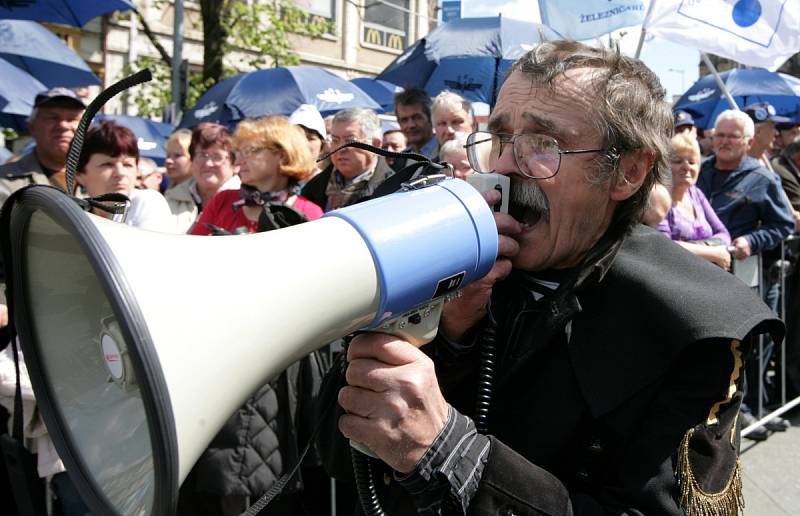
top-left (677, 428), bottom-right (744, 516)
top-left (706, 340), bottom-right (744, 427)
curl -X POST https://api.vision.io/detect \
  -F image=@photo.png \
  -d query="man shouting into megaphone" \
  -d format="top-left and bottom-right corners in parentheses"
top-left (320, 40), bottom-right (781, 515)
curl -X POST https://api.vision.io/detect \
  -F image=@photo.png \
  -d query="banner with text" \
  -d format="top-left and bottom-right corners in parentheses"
top-left (538, 0), bottom-right (646, 40)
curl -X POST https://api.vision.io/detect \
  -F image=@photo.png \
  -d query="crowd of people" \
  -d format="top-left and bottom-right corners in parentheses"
top-left (0, 39), bottom-right (797, 515)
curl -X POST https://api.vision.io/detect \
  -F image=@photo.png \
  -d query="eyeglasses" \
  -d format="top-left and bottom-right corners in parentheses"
top-left (329, 135), bottom-right (365, 148)
top-left (712, 132), bottom-right (745, 141)
top-left (234, 146), bottom-right (266, 160)
top-left (192, 152), bottom-right (229, 164)
top-left (464, 131), bottom-right (609, 179)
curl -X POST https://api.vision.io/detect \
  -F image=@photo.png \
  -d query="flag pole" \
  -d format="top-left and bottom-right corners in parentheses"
top-left (700, 51), bottom-right (739, 110)
top-left (634, 0), bottom-right (657, 59)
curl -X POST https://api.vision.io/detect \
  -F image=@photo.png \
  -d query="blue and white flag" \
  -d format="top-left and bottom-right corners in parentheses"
top-left (538, 0), bottom-right (646, 40)
top-left (644, 0), bottom-right (800, 70)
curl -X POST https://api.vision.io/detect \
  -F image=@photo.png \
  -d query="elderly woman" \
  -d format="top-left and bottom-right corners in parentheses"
top-left (439, 131), bottom-right (474, 180)
top-left (75, 121), bottom-right (173, 232)
top-left (167, 123), bottom-right (241, 233)
top-left (431, 91), bottom-right (476, 148)
top-left (657, 132), bottom-right (732, 269)
top-left (190, 116), bottom-right (322, 235)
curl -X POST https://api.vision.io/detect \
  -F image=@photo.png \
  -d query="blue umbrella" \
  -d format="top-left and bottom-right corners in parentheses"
top-left (96, 114), bottom-right (174, 166)
top-left (377, 16), bottom-right (559, 106)
top-left (0, 19), bottom-right (100, 87)
top-left (180, 66), bottom-right (382, 128)
top-left (672, 69), bottom-right (800, 129)
top-left (350, 78), bottom-right (404, 112)
top-left (0, 0), bottom-right (134, 27)
top-left (0, 56), bottom-right (46, 131)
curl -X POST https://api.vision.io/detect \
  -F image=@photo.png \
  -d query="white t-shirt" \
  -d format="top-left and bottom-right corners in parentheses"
top-left (126, 189), bottom-right (176, 233)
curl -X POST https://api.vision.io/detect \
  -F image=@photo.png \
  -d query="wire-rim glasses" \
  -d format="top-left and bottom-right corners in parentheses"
top-left (464, 131), bottom-right (609, 179)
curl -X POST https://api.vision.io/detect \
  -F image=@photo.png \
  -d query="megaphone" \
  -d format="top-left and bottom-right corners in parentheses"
top-left (0, 177), bottom-right (497, 515)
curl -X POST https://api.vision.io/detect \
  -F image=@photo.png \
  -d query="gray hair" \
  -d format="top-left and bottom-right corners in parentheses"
top-left (508, 40), bottom-right (673, 234)
top-left (332, 108), bottom-right (382, 141)
top-left (431, 91), bottom-right (474, 127)
top-left (715, 109), bottom-right (755, 138)
top-left (439, 131), bottom-right (469, 160)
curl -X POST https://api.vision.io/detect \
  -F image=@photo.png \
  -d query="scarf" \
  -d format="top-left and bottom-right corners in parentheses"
top-left (232, 183), bottom-right (300, 211)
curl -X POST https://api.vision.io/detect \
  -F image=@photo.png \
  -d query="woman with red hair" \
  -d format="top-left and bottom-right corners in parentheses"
top-left (190, 116), bottom-right (322, 235)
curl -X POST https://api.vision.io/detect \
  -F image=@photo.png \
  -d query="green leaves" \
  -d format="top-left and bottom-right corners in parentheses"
top-left (123, 0), bottom-right (336, 120)
top-left (225, 0), bottom-right (335, 69)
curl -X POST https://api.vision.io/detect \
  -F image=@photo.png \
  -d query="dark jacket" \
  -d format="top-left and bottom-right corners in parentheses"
top-left (771, 153), bottom-right (800, 210)
top-left (0, 152), bottom-right (62, 207)
top-left (318, 225), bottom-right (781, 515)
top-left (301, 158), bottom-right (394, 212)
top-left (179, 353), bottom-right (328, 514)
top-left (697, 155), bottom-right (794, 254)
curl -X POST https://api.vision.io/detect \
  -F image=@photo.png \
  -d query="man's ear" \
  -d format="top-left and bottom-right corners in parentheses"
top-left (610, 149), bottom-right (655, 201)
top-left (371, 136), bottom-right (382, 149)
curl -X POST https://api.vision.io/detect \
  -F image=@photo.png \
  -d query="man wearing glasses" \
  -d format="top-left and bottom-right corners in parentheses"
top-left (302, 108), bottom-right (394, 211)
top-left (322, 41), bottom-right (781, 514)
top-left (697, 108), bottom-right (795, 441)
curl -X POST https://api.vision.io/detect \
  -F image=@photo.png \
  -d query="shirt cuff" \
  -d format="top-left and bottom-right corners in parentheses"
top-left (395, 405), bottom-right (491, 514)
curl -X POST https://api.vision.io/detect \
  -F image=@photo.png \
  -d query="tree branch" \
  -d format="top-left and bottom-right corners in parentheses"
top-left (133, 8), bottom-right (172, 68)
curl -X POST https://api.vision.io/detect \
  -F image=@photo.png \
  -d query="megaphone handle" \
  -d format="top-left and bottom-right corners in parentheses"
top-left (348, 297), bottom-right (446, 458)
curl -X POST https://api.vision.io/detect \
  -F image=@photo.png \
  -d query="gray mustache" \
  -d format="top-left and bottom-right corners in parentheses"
top-left (509, 178), bottom-right (550, 221)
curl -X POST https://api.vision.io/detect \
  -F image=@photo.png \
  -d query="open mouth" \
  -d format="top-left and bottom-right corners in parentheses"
top-left (509, 178), bottom-right (549, 228)
top-left (509, 204), bottom-right (543, 228)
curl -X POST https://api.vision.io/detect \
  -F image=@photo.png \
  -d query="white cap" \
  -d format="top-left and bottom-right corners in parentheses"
top-left (289, 104), bottom-right (327, 140)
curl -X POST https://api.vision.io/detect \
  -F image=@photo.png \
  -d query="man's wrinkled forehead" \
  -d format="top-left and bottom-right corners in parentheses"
top-left (489, 69), bottom-right (599, 140)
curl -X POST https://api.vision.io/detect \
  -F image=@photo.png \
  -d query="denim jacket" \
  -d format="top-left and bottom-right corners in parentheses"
top-left (697, 155), bottom-right (794, 254)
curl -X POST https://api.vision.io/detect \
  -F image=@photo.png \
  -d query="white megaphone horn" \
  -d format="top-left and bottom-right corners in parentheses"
top-left (0, 176), bottom-right (499, 516)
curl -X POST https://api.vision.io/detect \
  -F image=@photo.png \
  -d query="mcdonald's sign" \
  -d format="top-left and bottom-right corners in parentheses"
top-left (365, 28), bottom-right (382, 46)
top-left (387, 34), bottom-right (403, 50)
top-left (363, 24), bottom-right (406, 51)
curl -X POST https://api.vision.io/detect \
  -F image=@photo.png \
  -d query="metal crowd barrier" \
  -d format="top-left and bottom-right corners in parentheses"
top-left (735, 235), bottom-right (800, 438)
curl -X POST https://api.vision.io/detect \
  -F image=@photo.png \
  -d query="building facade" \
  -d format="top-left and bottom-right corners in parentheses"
top-left (47, 0), bottom-right (434, 117)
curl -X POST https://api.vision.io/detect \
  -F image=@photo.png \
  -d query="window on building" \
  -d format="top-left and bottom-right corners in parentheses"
top-left (295, 0), bottom-right (335, 19)
top-left (363, 0), bottom-right (409, 52)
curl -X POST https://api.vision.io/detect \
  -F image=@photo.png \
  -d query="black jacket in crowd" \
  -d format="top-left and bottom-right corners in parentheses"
top-left (318, 225), bottom-right (782, 515)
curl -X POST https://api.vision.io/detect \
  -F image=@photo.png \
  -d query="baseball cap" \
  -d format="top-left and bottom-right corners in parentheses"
top-left (743, 102), bottom-right (790, 124)
top-left (674, 110), bottom-right (695, 129)
top-left (33, 87), bottom-right (86, 110)
top-left (289, 104), bottom-right (326, 140)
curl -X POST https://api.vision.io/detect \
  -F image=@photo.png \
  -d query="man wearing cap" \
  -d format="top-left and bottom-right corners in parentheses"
top-left (674, 110), bottom-right (697, 137)
top-left (745, 102), bottom-right (789, 168)
top-left (772, 122), bottom-right (799, 158)
top-left (0, 88), bottom-right (85, 205)
top-left (744, 102), bottom-right (800, 229)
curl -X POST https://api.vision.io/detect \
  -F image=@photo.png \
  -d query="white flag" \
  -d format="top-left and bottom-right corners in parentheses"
top-left (644, 0), bottom-right (800, 70)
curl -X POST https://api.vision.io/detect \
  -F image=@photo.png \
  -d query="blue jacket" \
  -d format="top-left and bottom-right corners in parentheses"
top-left (697, 155), bottom-right (794, 254)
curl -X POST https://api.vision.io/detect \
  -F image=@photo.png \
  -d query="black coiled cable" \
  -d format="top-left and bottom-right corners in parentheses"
top-left (351, 449), bottom-right (387, 516)
top-left (474, 319), bottom-right (498, 434)
top-left (65, 69), bottom-right (152, 194)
